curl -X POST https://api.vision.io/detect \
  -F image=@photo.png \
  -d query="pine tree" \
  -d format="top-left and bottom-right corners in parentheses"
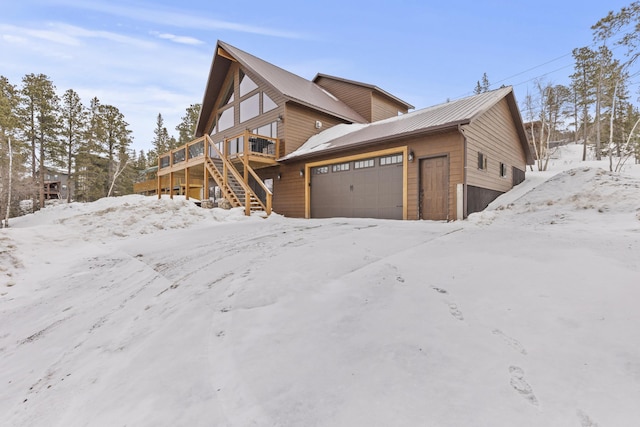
top-left (100, 104), bottom-right (132, 197)
top-left (473, 73), bottom-right (490, 94)
top-left (61, 89), bottom-right (87, 202)
top-left (571, 47), bottom-right (598, 160)
top-left (152, 113), bottom-right (170, 155)
top-left (176, 103), bottom-right (201, 145)
top-left (18, 73), bottom-right (62, 209)
top-left (0, 76), bottom-right (26, 223)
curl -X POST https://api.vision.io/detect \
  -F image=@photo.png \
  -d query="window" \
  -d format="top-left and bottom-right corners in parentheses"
top-left (478, 152), bottom-right (487, 170)
top-left (218, 107), bottom-right (234, 131)
top-left (208, 116), bottom-right (217, 135)
top-left (313, 166), bottom-right (329, 175)
top-left (500, 162), bottom-right (508, 178)
top-left (239, 71), bottom-right (258, 96)
top-left (240, 93), bottom-right (260, 122)
top-left (253, 122), bottom-right (277, 138)
top-left (264, 178), bottom-right (273, 193)
top-left (332, 162), bottom-right (350, 172)
top-left (380, 154), bottom-right (403, 165)
top-left (220, 80), bottom-right (234, 107)
top-left (263, 93), bottom-right (277, 112)
top-left (354, 159), bottom-right (375, 169)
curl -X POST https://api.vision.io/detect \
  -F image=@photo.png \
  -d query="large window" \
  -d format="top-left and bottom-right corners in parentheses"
top-left (220, 80), bottom-right (234, 106)
top-left (210, 68), bottom-right (280, 136)
top-left (239, 71), bottom-right (258, 96)
top-left (253, 122), bottom-right (278, 138)
top-left (263, 93), bottom-right (277, 112)
top-left (240, 93), bottom-right (260, 122)
top-left (218, 107), bottom-right (234, 131)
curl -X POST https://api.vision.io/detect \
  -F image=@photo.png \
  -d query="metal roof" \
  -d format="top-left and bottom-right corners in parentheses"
top-left (281, 86), bottom-right (532, 163)
top-left (203, 41), bottom-right (366, 125)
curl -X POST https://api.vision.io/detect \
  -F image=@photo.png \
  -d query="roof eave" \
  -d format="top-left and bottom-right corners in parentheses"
top-left (278, 120), bottom-right (469, 162)
top-left (285, 97), bottom-right (367, 124)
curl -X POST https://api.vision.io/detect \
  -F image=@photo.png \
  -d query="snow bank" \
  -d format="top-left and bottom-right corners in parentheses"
top-left (1, 147), bottom-right (639, 427)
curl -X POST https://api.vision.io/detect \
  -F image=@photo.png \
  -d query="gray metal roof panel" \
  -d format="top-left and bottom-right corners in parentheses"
top-left (219, 41), bottom-right (367, 123)
top-left (282, 87), bottom-right (514, 160)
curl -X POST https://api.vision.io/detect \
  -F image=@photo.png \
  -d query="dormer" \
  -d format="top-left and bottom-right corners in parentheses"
top-left (313, 74), bottom-right (414, 123)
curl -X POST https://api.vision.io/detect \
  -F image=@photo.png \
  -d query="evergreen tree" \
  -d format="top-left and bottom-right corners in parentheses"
top-left (152, 113), bottom-right (170, 155)
top-left (75, 97), bottom-right (105, 202)
top-left (18, 73), bottom-right (62, 209)
top-left (474, 73), bottom-right (490, 94)
top-left (100, 104), bottom-right (132, 197)
top-left (176, 103), bottom-right (201, 145)
top-left (60, 89), bottom-right (87, 202)
top-left (593, 2), bottom-right (640, 62)
top-left (571, 47), bottom-right (598, 160)
top-left (0, 76), bottom-right (27, 223)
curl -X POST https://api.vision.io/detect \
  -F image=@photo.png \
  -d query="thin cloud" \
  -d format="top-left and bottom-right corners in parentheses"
top-left (150, 31), bottom-right (204, 46)
top-left (0, 23), bottom-right (80, 46)
top-left (54, 0), bottom-right (305, 39)
top-left (0, 22), bottom-right (156, 49)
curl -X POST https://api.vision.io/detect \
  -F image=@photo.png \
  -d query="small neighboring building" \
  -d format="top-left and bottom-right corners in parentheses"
top-left (157, 40), bottom-right (533, 220)
top-left (43, 167), bottom-right (72, 200)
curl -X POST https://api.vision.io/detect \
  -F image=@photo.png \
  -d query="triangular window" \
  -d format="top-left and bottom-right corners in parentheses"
top-left (220, 80), bottom-right (234, 107)
top-left (239, 70), bottom-right (258, 97)
top-left (263, 93), bottom-right (277, 113)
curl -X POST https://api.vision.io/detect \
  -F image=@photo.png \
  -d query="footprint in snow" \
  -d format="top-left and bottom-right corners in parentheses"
top-left (509, 366), bottom-right (538, 406)
top-left (493, 329), bottom-right (527, 355)
top-left (448, 303), bottom-right (464, 321)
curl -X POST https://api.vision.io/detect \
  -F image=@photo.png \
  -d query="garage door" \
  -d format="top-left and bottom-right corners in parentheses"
top-left (310, 154), bottom-right (403, 219)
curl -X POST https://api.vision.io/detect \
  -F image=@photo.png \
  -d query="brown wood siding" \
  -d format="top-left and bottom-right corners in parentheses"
top-left (371, 92), bottom-right (406, 122)
top-left (463, 98), bottom-right (527, 193)
top-left (283, 103), bottom-right (349, 156)
top-left (278, 130), bottom-right (464, 220)
top-left (258, 163), bottom-right (306, 217)
top-left (314, 77), bottom-right (373, 122)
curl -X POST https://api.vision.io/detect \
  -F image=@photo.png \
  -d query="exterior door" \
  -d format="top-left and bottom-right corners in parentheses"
top-left (419, 156), bottom-right (449, 220)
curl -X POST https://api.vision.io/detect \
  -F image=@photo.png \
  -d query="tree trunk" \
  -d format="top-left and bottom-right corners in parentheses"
top-left (608, 83), bottom-right (617, 172)
top-left (595, 64), bottom-right (603, 161)
top-left (3, 137), bottom-right (12, 228)
top-left (67, 135), bottom-right (72, 203)
top-left (39, 134), bottom-right (45, 209)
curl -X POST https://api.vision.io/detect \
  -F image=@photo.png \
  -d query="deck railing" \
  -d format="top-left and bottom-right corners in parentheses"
top-left (159, 131), bottom-right (278, 171)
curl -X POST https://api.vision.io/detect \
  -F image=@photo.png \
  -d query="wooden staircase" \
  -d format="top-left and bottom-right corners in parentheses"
top-left (204, 155), bottom-right (269, 215)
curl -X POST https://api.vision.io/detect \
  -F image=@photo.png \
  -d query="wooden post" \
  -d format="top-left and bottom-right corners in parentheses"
top-left (157, 155), bottom-right (161, 199)
top-left (185, 167), bottom-right (190, 200)
top-left (223, 137), bottom-right (228, 188)
top-left (169, 171), bottom-right (174, 200)
top-left (244, 131), bottom-right (250, 216)
top-left (203, 137), bottom-right (210, 200)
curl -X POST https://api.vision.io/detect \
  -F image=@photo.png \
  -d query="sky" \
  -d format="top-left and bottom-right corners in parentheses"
top-left (1, 145), bottom-right (639, 425)
top-left (0, 0), bottom-right (634, 153)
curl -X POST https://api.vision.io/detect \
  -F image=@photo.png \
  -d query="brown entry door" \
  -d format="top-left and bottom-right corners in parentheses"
top-left (419, 156), bottom-right (449, 220)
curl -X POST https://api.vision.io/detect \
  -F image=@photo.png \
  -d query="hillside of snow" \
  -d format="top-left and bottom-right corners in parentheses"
top-left (1, 144), bottom-right (639, 426)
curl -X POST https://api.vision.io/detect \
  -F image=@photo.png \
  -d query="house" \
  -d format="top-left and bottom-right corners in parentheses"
top-left (43, 167), bottom-right (72, 200)
top-left (157, 40), bottom-right (533, 220)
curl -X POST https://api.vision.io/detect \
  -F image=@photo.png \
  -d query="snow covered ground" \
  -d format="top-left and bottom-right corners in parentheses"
top-left (1, 144), bottom-right (639, 426)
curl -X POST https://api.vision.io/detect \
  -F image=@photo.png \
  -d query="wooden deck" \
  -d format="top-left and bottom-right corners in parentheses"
top-left (156, 133), bottom-right (278, 215)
